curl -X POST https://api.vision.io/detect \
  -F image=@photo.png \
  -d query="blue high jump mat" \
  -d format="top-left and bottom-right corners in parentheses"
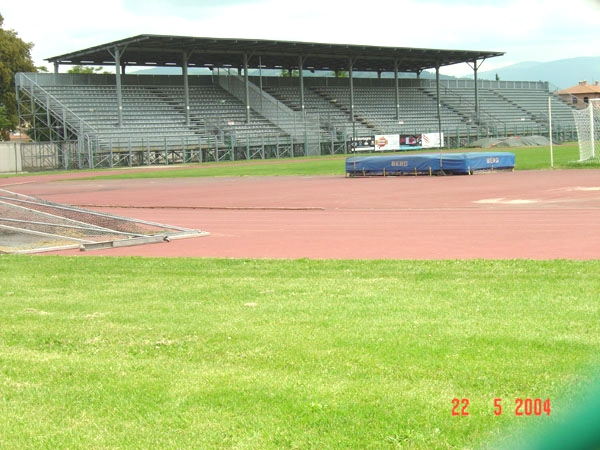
top-left (345, 152), bottom-right (515, 176)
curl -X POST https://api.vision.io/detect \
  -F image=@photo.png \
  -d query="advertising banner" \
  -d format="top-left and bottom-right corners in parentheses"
top-left (400, 135), bottom-right (422, 150)
top-left (421, 132), bottom-right (444, 148)
top-left (374, 135), bottom-right (400, 151)
top-left (351, 133), bottom-right (445, 152)
top-left (350, 136), bottom-right (375, 151)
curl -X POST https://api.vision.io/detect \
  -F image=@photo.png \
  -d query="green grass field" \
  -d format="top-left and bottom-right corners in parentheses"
top-left (88, 143), bottom-right (593, 179)
top-left (1, 144), bottom-right (599, 449)
top-left (1, 257), bottom-right (599, 449)
top-left (1, 142), bottom-right (598, 181)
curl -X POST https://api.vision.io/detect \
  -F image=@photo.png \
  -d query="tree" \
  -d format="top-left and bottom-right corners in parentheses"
top-left (280, 69), bottom-right (299, 77)
top-left (68, 65), bottom-right (106, 74)
top-left (0, 13), bottom-right (36, 140)
top-left (0, 104), bottom-right (10, 132)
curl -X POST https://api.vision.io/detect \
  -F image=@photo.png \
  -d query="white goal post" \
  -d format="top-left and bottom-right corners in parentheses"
top-left (573, 98), bottom-right (600, 162)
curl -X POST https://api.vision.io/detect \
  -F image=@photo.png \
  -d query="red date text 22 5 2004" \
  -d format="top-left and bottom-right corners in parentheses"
top-left (451, 398), bottom-right (551, 416)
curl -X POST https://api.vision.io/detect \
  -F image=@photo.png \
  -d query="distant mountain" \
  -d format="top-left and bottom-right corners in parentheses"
top-left (130, 67), bottom-right (212, 75)
top-left (130, 56), bottom-right (600, 90)
top-left (131, 67), bottom-right (455, 79)
top-left (474, 56), bottom-right (600, 90)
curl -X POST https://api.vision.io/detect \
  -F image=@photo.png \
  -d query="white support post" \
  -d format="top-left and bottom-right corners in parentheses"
top-left (590, 99), bottom-right (596, 159)
top-left (182, 51), bottom-right (191, 127)
top-left (548, 96), bottom-right (554, 168)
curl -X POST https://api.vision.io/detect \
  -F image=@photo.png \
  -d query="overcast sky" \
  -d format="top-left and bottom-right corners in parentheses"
top-left (3, 0), bottom-right (599, 76)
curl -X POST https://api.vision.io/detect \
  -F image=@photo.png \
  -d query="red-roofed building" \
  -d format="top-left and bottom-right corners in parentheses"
top-left (9, 131), bottom-right (30, 141)
top-left (557, 80), bottom-right (600, 108)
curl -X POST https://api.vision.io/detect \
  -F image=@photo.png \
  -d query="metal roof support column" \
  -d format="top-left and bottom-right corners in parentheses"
top-left (435, 63), bottom-right (445, 172)
top-left (467, 58), bottom-right (484, 124)
top-left (182, 53), bottom-right (191, 127)
top-left (349, 58), bottom-right (355, 138)
top-left (298, 56), bottom-right (308, 155)
top-left (394, 59), bottom-right (400, 120)
top-left (243, 53), bottom-right (250, 124)
top-left (258, 56), bottom-right (264, 112)
top-left (435, 63), bottom-right (442, 148)
top-left (474, 61), bottom-right (480, 124)
top-left (111, 46), bottom-right (124, 128)
top-left (298, 56), bottom-right (305, 117)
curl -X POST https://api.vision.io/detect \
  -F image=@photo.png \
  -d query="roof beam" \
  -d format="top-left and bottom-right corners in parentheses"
top-left (46, 34), bottom-right (504, 74)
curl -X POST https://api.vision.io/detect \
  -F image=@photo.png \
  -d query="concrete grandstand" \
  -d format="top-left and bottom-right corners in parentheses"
top-left (14, 35), bottom-right (578, 171)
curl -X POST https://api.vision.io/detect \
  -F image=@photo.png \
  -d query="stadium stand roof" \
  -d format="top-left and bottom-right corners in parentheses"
top-left (46, 34), bottom-right (504, 73)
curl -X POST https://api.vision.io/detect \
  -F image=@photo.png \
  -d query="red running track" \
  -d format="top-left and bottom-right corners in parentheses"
top-left (3, 169), bottom-right (599, 259)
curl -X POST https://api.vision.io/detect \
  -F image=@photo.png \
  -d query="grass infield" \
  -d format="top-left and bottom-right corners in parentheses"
top-left (1, 257), bottom-right (599, 449)
top-left (1, 143), bottom-right (599, 448)
top-left (1, 142), bottom-right (597, 181)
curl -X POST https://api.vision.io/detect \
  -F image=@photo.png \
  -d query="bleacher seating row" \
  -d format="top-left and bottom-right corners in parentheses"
top-left (21, 73), bottom-right (577, 152)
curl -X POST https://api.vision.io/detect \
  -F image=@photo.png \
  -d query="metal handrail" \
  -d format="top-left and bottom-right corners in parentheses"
top-left (216, 70), bottom-right (320, 140)
top-left (16, 73), bottom-right (99, 135)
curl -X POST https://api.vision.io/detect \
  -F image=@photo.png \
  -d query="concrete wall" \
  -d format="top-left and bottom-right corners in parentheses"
top-left (0, 142), bottom-right (22, 173)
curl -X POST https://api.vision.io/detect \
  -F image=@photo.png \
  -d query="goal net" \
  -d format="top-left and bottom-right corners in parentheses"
top-left (573, 98), bottom-right (600, 162)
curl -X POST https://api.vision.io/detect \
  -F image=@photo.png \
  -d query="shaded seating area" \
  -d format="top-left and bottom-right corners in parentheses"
top-left (13, 35), bottom-right (578, 170)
